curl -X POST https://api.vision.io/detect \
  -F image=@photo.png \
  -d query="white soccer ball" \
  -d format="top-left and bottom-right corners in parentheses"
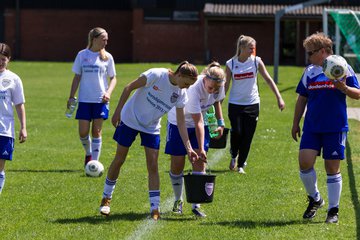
top-left (322, 55), bottom-right (348, 80)
top-left (85, 160), bottom-right (104, 177)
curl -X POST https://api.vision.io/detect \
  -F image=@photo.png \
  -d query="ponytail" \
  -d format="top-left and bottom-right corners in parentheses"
top-left (173, 61), bottom-right (198, 81)
top-left (235, 35), bottom-right (256, 57)
top-left (87, 27), bottom-right (108, 61)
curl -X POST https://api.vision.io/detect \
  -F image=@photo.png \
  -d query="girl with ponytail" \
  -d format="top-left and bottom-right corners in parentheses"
top-left (68, 27), bottom-right (117, 167)
top-left (225, 35), bottom-right (285, 174)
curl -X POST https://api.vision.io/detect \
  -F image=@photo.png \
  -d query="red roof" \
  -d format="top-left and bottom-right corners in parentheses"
top-left (204, 3), bottom-right (360, 18)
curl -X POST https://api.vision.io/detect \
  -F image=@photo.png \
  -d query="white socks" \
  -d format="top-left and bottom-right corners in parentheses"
top-left (327, 173), bottom-right (342, 209)
top-left (0, 170), bottom-right (5, 194)
top-left (301, 168), bottom-right (343, 209)
top-left (169, 171), bottom-right (183, 201)
top-left (149, 190), bottom-right (160, 212)
top-left (80, 136), bottom-right (92, 156)
top-left (91, 137), bottom-right (102, 161)
top-left (103, 177), bottom-right (117, 199)
top-left (80, 136), bottom-right (102, 160)
top-left (300, 168), bottom-right (320, 201)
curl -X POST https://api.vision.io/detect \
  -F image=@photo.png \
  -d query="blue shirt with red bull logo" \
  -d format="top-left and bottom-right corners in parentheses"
top-left (296, 64), bottom-right (359, 133)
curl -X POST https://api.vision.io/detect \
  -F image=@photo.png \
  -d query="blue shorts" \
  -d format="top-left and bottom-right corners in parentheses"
top-left (165, 123), bottom-right (210, 156)
top-left (113, 122), bottom-right (160, 149)
top-left (0, 136), bottom-right (14, 160)
top-left (75, 102), bottom-right (109, 121)
top-left (300, 131), bottom-right (347, 160)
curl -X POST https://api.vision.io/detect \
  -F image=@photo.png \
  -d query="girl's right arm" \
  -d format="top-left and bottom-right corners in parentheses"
top-left (67, 74), bottom-right (81, 108)
top-left (176, 107), bottom-right (198, 163)
top-left (291, 95), bottom-right (307, 142)
top-left (191, 113), bottom-right (207, 162)
top-left (111, 75), bottom-right (147, 127)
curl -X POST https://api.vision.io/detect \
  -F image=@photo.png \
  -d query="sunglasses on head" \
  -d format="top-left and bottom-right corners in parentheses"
top-left (307, 48), bottom-right (322, 57)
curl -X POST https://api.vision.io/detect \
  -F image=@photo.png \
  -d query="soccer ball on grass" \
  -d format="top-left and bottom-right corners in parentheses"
top-left (85, 160), bottom-right (104, 177)
top-left (322, 55), bottom-right (348, 80)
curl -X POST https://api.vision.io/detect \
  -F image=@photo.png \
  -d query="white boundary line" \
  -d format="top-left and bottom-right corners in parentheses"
top-left (348, 107), bottom-right (360, 121)
top-left (126, 147), bottom-right (228, 240)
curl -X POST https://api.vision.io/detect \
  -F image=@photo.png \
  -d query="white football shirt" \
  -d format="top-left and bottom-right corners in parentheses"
top-left (72, 49), bottom-right (116, 103)
top-left (0, 69), bottom-right (25, 138)
top-left (121, 68), bottom-right (187, 134)
top-left (167, 75), bottom-right (225, 128)
top-left (226, 55), bottom-right (260, 105)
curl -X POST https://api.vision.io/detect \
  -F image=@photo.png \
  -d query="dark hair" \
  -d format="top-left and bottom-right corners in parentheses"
top-left (0, 43), bottom-right (11, 58)
top-left (173, 61), bottom-right (198, 81)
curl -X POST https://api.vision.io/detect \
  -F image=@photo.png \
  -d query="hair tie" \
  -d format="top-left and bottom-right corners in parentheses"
top-left (206, 74), bottom-right (224, 83)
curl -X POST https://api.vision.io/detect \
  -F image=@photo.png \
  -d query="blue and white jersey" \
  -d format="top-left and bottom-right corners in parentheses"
top-left (296, 64), bottom-right (359, 133)
top-left (72, 49), bottom-right (116, 103)
top-left (121, 68), bottom-right (188, 134)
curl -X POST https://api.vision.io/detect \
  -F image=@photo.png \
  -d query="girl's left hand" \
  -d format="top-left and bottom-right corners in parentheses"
top-left (198, 150), bottom-right (207, 163)
top-left (332, 76), bottom-right (347, 91)
top-left (19, 129), bottom-right (27, 143)
top-left (102, 93), bottom-right (110, 103)
top-left (278, 98), bottom-right (285, 111)
top-left (213, 127), bottom-right (224, 139)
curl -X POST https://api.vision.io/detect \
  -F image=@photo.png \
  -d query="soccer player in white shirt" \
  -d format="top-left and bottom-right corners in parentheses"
top-left (99, 61), bottom-right (199, 220)
top-left (225, 35), bottom-right (285, 174)
top-left (0, 43), bottom-right (27, 194)
top-left (165, 62), bottom-right (226, 217)
top-left (68, 27), bottom-right (117, 166)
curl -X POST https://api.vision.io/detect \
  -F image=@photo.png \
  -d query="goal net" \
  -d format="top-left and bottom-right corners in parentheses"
top-left (323, 9), bottom-right (360, 74)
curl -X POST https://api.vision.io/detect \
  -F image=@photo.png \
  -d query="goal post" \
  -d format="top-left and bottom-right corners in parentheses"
top-left (323, 9), bottom-right (360, 74)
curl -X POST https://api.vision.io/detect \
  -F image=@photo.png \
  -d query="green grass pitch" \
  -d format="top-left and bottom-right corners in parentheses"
top-left (1, 61), bottom-right (359, 239)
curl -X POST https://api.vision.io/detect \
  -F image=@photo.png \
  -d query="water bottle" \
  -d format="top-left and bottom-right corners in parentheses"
top-left (205, 105), bottom-right (218, 138)
top-left (65, 97), bottom-right (77, 118)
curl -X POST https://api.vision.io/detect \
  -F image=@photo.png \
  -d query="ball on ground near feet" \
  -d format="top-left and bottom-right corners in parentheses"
top-left (85, 160), bottom-right (104, 177)
top-left (322, 55), bottom-right (348, 80)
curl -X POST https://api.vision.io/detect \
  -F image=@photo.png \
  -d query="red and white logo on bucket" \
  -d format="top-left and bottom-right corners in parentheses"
top-left (205, 182), bottom-right (214, 196)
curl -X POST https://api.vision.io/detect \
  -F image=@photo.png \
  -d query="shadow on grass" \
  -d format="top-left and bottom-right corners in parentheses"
top-left (205, 169), bottom-right (234, 174)
top-left (164, 169), bottom-right (231, 175)
top-left (54, 212), bottom-right (149, 224)
top-left (345, 140), bottom-right (360, 239)
top-left (54, 212), bottom-right (197, 224)
top-left (203, 219), bottom-right (312, 228)
top-left (8, 169), bottom-right (82, 173)
top-left (160, 215), bottom-right (197, 222)
top-left (279, 86), bottom-right (296, 93)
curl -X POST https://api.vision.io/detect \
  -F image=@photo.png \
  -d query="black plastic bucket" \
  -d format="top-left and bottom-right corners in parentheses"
top-left (183, 173), bottom-right (216, 203)
top-left (209, 128), bottom-right (229, 149)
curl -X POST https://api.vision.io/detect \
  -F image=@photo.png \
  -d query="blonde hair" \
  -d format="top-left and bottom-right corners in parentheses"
top-left (303, 32), bottom-right (333, 54)
top-left (87, 27), bottom-right (108, 61)
top-left (172, 61), bottom-right (198, 81)
top-left (202, 61), bottom-right (225, 86)
top-left (235, 35), bottom-right (256, 57)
